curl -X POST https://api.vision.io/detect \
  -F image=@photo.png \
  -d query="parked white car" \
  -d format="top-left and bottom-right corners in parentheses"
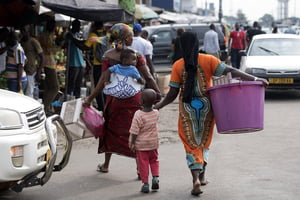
top-left (240, 34), bottom-right (300, 89)
top-left (0, 89), bottom-right (72, 192)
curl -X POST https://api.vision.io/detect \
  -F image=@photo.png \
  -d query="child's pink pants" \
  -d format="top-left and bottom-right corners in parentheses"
top-left (136, 149), bottom-right (159, 183)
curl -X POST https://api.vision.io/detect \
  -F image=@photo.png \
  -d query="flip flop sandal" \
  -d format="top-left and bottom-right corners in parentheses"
top-left (96, 164), bottom-right (109, 173)
top-left (191, 189), bottom-right (203, 196)
top-left (191, 181), bottom-right (203, 196)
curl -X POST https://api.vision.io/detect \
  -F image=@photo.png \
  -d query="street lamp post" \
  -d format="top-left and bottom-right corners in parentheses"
top-left (218, 0), bottom-right (223, 22)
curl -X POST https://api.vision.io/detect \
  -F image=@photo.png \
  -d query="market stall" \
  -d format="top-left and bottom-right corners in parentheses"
top-left (42, 0), bottom-right (134, 22)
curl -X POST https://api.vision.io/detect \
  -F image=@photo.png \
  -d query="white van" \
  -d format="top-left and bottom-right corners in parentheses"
top-left (0, 89), bottom-right (72, 192)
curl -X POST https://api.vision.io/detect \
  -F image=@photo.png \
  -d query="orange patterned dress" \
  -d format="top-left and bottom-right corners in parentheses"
top-left (170, 54), bottom-right (226, 170)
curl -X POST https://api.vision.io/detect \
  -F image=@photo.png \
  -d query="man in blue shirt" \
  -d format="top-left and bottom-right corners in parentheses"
top-left (203, 24), bottom-right (220, 59)
top-left (65, 19), bottom-right (85, 98)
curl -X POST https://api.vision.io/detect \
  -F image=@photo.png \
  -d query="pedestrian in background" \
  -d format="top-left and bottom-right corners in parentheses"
top-left (228, 23), bottom-right (246, 69)
top-left (64, 19), bottom-right (85, 98)
top-left (246, 21), bottom-right (265, 45)
top-left (21, 25), bottom-right (44, 99)
top-left (5, 31), bottom-right (27, 93)
top-left (84, 21), bottom-right (107, 111)
top-left (272, 26), bottom-right (278, 33)
top-left (141, 29), bottom-right (155, 79)
top-left (154, 32), bottom-right (268, 196)
top-left (130, 23), bottom-right (155, 78)
top-left (203, 23), bottom-right (220, 58)
top-left (129, 88), bottom-right (160, 193)
top-left (68, 21), bottom-right (110, 110)
top-left (0, 27), bottom-right (9, 74)
top-left (39, 19), bottom-right (59, 115)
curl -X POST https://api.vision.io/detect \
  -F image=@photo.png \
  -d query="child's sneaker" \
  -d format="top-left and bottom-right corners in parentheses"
top-left (151, 176), bottom-right (159, 190)
top-left (141, 183), bottom-right (150, 193)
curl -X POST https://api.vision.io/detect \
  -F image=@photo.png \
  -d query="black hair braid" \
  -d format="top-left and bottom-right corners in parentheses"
top-left (180, 32), bottom-right (199, 103)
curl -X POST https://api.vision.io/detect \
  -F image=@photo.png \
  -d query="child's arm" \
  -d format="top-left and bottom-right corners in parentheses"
top-left (129, 134), bottom-right (138, 152)
top-left (130, 66), bottom-right (145, 85)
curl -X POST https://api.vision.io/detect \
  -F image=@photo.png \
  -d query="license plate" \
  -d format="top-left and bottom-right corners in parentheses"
top-left (46, 149), bottom-right (51, 163)
top-left (268, 78), bottom-right (294, 84)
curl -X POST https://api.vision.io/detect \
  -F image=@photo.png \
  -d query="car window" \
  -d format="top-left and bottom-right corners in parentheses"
top-left (249, 38), bottom-right (300, 56)
top-left (155, 31), bottom-right (172, 43)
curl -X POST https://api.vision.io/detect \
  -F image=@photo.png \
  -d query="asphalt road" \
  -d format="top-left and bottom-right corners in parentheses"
top-left (1, 90), bottom-right (300, 200)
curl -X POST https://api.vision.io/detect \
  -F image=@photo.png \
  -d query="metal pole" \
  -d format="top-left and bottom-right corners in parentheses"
top-left (180, 0), bottom-right (183, 13)
top-left (219, 0), bottom-right (223, 23)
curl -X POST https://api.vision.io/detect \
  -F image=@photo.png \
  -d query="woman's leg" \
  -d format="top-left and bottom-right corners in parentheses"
top-left (191, 169), bottom-right (202, 196)
top-left (199, 162), bottom-right (208, 185)
top-left (43, 67), bottom-right (59, 113)
top-left (74, 67), bottom-right (83, 98)
top-left (103, 152), bottom-right (112, 169)
top-left (199, 148), bottom-right (209, 185)
top-left (97, 152), bottom-right (111, 173)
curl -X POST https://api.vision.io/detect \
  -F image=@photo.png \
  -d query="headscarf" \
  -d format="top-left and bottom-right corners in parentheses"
top-left (180, 32), bottom-right (199, 103)
top-left (109, 23), bottom-right (133, 46)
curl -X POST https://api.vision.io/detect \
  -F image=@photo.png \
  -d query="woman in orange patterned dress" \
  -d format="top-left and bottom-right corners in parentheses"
top-left (154, 32), bottom-right (267, 196)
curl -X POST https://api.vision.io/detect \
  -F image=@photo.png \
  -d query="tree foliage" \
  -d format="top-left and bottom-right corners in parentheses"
top-left (223, 9), bottom-right (247, 25)
top-left (236, 9), bottom-right (247, 23)
top-left (259, 14), bottom-right (274, 27)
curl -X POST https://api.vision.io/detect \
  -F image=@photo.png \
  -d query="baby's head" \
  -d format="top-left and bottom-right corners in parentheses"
top-left (141, 89), bottom-right (157, 107)
top-left (120, 48), bottom-right (137, 66)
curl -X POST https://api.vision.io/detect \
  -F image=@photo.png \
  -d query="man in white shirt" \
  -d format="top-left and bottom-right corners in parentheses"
top-left (203, 24), bottom-right (220, 58)
top-left (140, 29), bottom-right (156, 77)
top-left (130, 23), bottom-right (155, 77)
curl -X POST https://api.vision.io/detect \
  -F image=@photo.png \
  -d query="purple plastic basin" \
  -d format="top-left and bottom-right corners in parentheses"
top-left (207, 81), bottom-right (265, 134)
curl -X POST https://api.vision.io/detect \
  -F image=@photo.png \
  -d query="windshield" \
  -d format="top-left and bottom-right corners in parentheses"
top-left (249, 38), bottom-right (300, 56)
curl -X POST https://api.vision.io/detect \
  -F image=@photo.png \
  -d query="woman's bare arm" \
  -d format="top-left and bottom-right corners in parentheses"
top-left (154, 87), bottom-right (179, 110)
top-left (83, 70), bottom-right (110, 107)
top-left (223, 65), bottom-right (269, 86)
top-left (138, 63), bottom-right (160, 93)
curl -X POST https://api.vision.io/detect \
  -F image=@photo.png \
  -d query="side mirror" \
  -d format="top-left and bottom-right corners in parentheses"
top-left (150, 34), bottom-right (158, 43)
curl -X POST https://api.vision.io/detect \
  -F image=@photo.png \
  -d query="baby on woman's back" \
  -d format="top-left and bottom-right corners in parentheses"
top-left (103, 48), bottom-right (145, 99)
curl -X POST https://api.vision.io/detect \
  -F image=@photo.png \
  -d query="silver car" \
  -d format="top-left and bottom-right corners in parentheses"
top-left (240, 34), bottom-right (300, 89)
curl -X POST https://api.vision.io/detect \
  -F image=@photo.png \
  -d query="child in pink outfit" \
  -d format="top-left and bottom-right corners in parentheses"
top-left (129, 88), bottom-right (160, 193)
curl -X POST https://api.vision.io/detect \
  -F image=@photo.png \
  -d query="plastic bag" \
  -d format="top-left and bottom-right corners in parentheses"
top-left (80, 106), bottom-right (105, 138)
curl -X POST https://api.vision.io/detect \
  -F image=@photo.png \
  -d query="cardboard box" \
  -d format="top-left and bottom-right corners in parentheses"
top-left (157, 73), bottom-right (171, 95)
